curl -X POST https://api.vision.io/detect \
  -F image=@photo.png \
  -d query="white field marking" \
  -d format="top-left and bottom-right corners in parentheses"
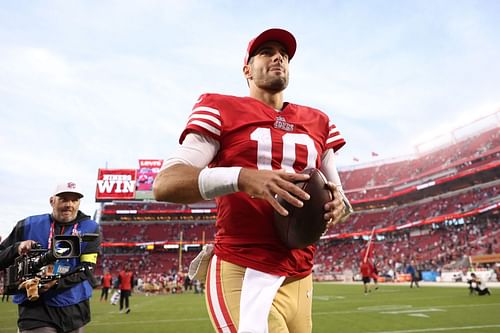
top-left (107, 298), bottom-right (160, 314)
top-left (313, 302), bottom-right (500, 316)
top-left (358, 305), bottom-right (412, 311)
top-left (367, 324), bottom-right (500, 333)
top-left (313, 296), bottom-right (330, 301)
top-left (381, 308), bottom-right (445, 314)
top-left (313, 295), bottom-right (345, 301)
top-left (408, 313), bottom-right (429, 318)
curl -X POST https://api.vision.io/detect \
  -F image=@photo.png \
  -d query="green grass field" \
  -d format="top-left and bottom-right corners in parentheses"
top-left (1, 283), bottom-right (499, 333)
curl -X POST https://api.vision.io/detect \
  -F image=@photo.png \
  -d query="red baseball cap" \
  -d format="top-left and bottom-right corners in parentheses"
top-left (244, 28), bottom-right (297, 65)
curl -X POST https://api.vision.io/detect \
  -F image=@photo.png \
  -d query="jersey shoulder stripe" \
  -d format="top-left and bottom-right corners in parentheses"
top-left (192, 106), bottom-right (221, 116)
top-left (188, 120), bottom-right (221, 136)
top-left (188, 113), bottom-right (221, 127)
top-left (181, 96), bottom-right (226, 142)
top-left (180, 93), bottom-right (240, 143)
top-left (326, 122), bottom-right (346, 151)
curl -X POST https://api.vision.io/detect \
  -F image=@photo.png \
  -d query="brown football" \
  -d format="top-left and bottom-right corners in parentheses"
top-left (273, 168), bottom-right (333, 249)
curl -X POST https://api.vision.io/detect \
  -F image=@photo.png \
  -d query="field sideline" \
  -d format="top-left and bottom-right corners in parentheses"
top-left (1, 282), bottom-right (499, 333)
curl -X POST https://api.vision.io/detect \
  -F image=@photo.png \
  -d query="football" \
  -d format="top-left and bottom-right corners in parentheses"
top-left (273, 168), bottom-right (333, 249)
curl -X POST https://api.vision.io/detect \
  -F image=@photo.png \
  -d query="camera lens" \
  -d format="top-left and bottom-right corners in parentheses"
top-left (54, 240), bottom-right (73, 256)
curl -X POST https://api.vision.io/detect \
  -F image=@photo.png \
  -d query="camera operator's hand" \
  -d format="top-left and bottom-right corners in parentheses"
top-left (17, 240), bottom-right (36, 255)
top-left (19, 277), bottom-right (40, 301)
top-left (39, 280), bottom-right (58, 294)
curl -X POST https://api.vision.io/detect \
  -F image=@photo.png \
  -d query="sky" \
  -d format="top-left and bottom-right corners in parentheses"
top-left (1, 0), bottom-right (499, 239)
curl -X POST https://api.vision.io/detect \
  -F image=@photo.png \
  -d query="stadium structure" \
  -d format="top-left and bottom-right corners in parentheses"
top-left (94, 111), bottom-right (499, 288)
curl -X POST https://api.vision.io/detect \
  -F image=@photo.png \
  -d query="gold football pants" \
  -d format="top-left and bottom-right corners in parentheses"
top-left (205, 255), bottom-right (313, 333)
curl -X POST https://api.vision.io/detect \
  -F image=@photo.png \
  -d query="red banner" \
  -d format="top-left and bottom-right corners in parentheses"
top-left (137, 159), bottom-right (163, 191)
top-left (96, 169), bottom-right (137, 201)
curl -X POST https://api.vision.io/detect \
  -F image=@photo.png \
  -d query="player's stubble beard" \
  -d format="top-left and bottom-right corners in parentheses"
top-left (268, 75), bottom-right (288, 93)
top-left (251, 65), bottom-right (289, 93)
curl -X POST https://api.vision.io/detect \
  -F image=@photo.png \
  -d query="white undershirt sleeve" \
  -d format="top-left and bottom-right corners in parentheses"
top-left (321, 149), bottom-right (353, 215)
top-left (320, 149), bottom-right (343, 192)
top-left (162, 133), bottom-right (241, 200)
top-left (162, 133), bottom-right (220, 170)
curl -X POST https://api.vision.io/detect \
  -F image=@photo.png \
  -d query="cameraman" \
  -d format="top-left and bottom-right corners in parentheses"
top-left (0, 181), bottom-right (101, 333)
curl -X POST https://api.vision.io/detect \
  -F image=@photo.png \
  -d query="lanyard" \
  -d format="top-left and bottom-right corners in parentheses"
top-left (48, 221), bottom-right (79, 249)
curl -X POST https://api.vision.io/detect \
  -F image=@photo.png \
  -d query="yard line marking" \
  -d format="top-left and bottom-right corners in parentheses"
top-left (358, 305), bottom-right (412, 311)
top-left (313, 296), bottom-right (330, 301)
top-left (313, 295), bottom-right (345, 301)
top-left (367, 324), bottom-right (500, 333)
top-left (313, 302), bottom-right (500, 316)
top-left (408, 313), bottom-right (429, 318)
top-left (381, 308), bottom-right (445, 314)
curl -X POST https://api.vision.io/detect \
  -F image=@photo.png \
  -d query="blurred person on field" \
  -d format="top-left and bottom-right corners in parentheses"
top-left (360, 260), bottom-right (377, 295)
top-left (406, 260), bottom-right (420, 288)
top-left (118, 264), bottom-right (134, 314)
top-left (468, 272), bottom-right (491, 296)
top-left (100, 268), bottom-right (113, 302)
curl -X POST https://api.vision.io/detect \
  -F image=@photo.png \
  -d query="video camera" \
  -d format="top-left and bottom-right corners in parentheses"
top-left (4, 233), bottom-right (98, 295)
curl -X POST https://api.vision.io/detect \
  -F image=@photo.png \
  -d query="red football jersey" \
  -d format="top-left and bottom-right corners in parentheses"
top-left (118, 271), bottom-right (133, 291)
top-left (180, 93), bottom-right (346, 277)
top-left (360, 261), bottom-right (373, 278)
top-left (102, 273), bottom-right (112, 288)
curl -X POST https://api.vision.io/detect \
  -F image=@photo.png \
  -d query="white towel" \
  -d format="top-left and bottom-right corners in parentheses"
top-left (238, 268), bottom-right (285, 333)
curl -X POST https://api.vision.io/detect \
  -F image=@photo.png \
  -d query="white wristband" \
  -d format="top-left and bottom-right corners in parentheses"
top-left (198, 167), bottom-right (242, 200)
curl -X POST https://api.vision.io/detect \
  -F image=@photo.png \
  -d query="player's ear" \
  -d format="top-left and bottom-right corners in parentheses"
top-left (243, 64), bottom-right (252, 80)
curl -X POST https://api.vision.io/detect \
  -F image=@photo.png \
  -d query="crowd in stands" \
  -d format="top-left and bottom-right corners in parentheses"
top-left (102, 222), bottom-right (216, 243)
top-left (327, 184), bottom-right (499, 235)
top-left (342, 127), bottom-right (499, 200)
top-left (315, 214), bottom-right (499, 280)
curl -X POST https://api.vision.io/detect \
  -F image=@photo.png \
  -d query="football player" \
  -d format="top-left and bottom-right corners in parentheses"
top-left (154, 28), bottom-right (351, 333)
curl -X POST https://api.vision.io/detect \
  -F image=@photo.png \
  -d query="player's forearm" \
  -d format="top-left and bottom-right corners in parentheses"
top-left (153, 164), bottom-right (205, 203)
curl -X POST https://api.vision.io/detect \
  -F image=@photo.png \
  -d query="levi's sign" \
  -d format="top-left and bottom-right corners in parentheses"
top-left (139, 159), bottom-right (163, 168)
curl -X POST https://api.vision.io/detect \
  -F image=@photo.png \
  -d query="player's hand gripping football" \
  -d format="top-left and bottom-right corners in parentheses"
top-left (324, 183), bottom-right (353, 229)
top-left (238, 168), bottom-right (310, 216)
